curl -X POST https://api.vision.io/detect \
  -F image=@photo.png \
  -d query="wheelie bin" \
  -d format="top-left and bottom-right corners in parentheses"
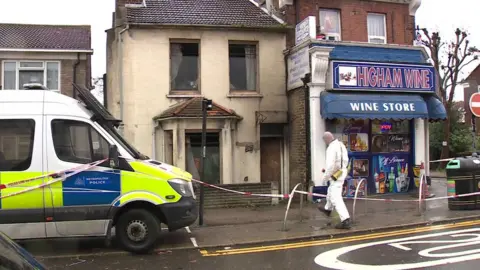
top-left (446, 154), bottom-right (480, 210)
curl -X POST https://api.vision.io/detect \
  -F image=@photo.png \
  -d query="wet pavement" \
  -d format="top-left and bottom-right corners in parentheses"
top-left (37, 219), bottom-right (480, 269)
top-left (16, 179), bottom-right (480, 259)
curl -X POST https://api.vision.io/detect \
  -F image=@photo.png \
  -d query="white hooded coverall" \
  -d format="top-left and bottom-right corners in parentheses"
top-left (323, 139), bottom-right (350, 222)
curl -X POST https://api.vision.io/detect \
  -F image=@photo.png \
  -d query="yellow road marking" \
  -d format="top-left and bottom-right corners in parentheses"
top-left (201, 219), bottom-right (480, 257)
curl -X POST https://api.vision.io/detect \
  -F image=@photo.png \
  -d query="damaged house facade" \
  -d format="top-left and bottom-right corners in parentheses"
top-left (106, 0), bottom-right (290, 204)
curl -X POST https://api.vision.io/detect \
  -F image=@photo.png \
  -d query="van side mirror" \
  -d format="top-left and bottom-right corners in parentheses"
top-left (109, 145), bottom-right (120, 168)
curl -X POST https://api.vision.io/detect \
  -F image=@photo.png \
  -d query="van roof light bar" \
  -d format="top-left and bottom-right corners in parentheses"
top-left (22, 83), bottom-right (48, 90)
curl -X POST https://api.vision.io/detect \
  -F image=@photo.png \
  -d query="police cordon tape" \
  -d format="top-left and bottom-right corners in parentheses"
top-left (0, 159), bottom-right (108, 199)
top-left (191, 178), bottom-right (291, 198)
top-left (1, 160), bottom-right (475, 202)
top-left (192, 177), bottom-right (480, 203)
top-left (293, 190), bottom-right (480, 202)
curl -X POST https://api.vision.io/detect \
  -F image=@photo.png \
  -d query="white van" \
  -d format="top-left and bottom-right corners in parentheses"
top-left (0, 84), bottom-right (197, 253)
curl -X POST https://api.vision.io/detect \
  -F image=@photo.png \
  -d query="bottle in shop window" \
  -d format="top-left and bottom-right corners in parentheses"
top-left (379, 168), bottom-right (386, 193)
top-left (388, 167), bottom-right (395, 193)
top-left (374, 169), bottom-right (379, 193)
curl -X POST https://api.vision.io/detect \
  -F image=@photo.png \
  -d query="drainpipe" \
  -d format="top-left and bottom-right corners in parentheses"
top-left (118, 24), bottom-right (129, 136)
top-left (152, 121), bottom-right (159, 160)
top-left (294, 0), bottom-right (299, 23)
top-left (302, 73), bottom-right (312, 194)
top-left (72, 52), bottom-right (80, 98)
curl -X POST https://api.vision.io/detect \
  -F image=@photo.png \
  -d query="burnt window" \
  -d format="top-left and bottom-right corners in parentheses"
top-left (170, 42), bottom-right (200, 91)
top-left (229, 43), bottom-right (257, 91)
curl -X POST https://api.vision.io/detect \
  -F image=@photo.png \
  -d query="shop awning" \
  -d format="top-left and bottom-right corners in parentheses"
top-left (320, 92), bottom-right (446, 120)
top-left (423, 95), bottom-right (448, 120)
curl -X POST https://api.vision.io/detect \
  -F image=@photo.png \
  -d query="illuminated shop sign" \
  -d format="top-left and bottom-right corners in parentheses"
top-left (332, 61), bottom-right (436, 93)
top-left (380, 122), bottom-right (392, 132)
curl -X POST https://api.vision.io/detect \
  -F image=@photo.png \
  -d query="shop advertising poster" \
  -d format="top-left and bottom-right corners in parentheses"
top-left (372, 154), bottom-right (411, 194)
top-left (345, 156), bottom-right (370, 197)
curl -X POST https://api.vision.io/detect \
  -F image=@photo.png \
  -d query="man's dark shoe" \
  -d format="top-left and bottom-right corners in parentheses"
top-left (318, 207), bottom-right (332, 217)
top-left (335, 218), bottom-right (351, 229)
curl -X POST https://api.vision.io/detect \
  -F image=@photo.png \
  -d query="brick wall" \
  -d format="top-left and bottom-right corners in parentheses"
top-left (194, 183), bottom-right (274, 208)
top-left (281, 0), bottom-right (414, 46)
top-left (61, 59), bottom-right (89, 97)
top-left (287, 87), bottom-right (307, 188)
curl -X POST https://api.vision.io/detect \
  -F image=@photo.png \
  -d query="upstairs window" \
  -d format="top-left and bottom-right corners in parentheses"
top-left (319, 9), bottom-right (341, 40)
top-left (367, 13), bottom-right (386, 44)
top-left (229, 43), bottom-right (258, 91)
top-left (1, 61), bottom-right (60, 91)
top-left (170, 41), bottom-right (200, 92)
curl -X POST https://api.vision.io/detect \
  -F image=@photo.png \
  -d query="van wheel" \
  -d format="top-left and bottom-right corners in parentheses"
top-left (116, 209), bottom-right (161, 254)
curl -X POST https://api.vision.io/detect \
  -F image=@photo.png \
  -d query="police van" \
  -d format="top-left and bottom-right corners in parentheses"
top-left (0, 84), bottom-right (197, 253)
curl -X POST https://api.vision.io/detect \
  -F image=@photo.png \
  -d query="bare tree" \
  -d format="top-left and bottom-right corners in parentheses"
top-left (91, 76), bottom-right (104, 104)
top-left (417, 27), bottom-right (479, 160)
top-left (92, 76), bottom-right (104, 95)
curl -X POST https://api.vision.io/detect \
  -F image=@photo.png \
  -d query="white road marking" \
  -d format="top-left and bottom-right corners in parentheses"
top-left (389, 243), bottom-right (412, 251)
top-left (315, 228), bottom-right (480, 270)
top-left (190, 237), bottom-right (198, 247)
top-left (388, 233), bottom-right (480, 252)
top-left (185, 226), bottom-right (191, 233)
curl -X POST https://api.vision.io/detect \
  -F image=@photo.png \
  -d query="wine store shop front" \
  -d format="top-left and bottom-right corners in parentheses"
top-left (319, 61), bottom-right (447, 195)
top-left (286, 41), bottom-right (447, 196)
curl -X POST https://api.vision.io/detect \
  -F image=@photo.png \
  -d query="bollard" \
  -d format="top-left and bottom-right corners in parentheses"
top-left (418, 173), bottom-right (426, 216)
top-left (352, 178), bottom-right (366, 223)
top-left (282, 183), bottom-right (303, 231)
top-left (299, 187), bottom-right (305, 223)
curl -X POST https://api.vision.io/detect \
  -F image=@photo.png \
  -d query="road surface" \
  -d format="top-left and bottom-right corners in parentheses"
top-left (36, 219), bottom-right (480, 269)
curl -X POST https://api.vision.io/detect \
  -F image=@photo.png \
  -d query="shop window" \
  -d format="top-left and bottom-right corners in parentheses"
top-left (326, 119), bottom-right (369, 152)
top-left (0, 119), bottom-right (35, 171)
top-left (51, 119), bottom-right (110, 164)
top-left (371, 120), bottom-right (410, 153)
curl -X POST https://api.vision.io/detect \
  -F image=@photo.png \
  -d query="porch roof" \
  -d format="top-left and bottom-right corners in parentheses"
top-left (154, 97), bottom-right (243, 121)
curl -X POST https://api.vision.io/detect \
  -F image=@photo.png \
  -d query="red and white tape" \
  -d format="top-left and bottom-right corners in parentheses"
top-left (294, 190), bottom-right (480, 202)
top-left (192, 179), bottom-right (291, 199)
top-left (0, 159), bottom-right (107, 199)
top-left (0, 159), bottom-right (107, 191)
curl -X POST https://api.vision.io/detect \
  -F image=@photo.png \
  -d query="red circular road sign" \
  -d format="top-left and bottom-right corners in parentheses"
top-left (470, 93), bottom-right (480, 118)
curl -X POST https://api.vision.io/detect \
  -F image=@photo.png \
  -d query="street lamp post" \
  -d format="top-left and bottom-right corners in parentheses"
top-left (199, 98), bottom-right (212, 226)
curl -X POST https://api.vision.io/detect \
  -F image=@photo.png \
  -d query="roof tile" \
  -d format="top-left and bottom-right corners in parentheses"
top-left (154, 97), bottom-right (243, 120)
top-left (126, 0), bottom-right (283, 28)
top-left (0, 23), bottom-right (92, 51)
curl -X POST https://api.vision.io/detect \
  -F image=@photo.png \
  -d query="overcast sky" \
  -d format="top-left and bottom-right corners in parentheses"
top-left (0, 0), bottom-right (477, 100)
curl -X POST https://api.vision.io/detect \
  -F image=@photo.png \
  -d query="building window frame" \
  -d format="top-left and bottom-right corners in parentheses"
top-left (51, 119), bottom-right (110, 165)
top-left (0, 119), bottom-right (36, 172)
top-left (319, 8), bottom-right (342, 41)
top-left (228, 40), bottom-right (259, 93)
top-left (367, 13), bottom-right (387, 44)
top-left (169, 39), bottom-right (201, 95)
top-left (1, 60), bottom-right (61, 92)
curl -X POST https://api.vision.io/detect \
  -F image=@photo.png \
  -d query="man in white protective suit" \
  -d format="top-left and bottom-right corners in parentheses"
top-left (318, 131), bottom-right (351, 229)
